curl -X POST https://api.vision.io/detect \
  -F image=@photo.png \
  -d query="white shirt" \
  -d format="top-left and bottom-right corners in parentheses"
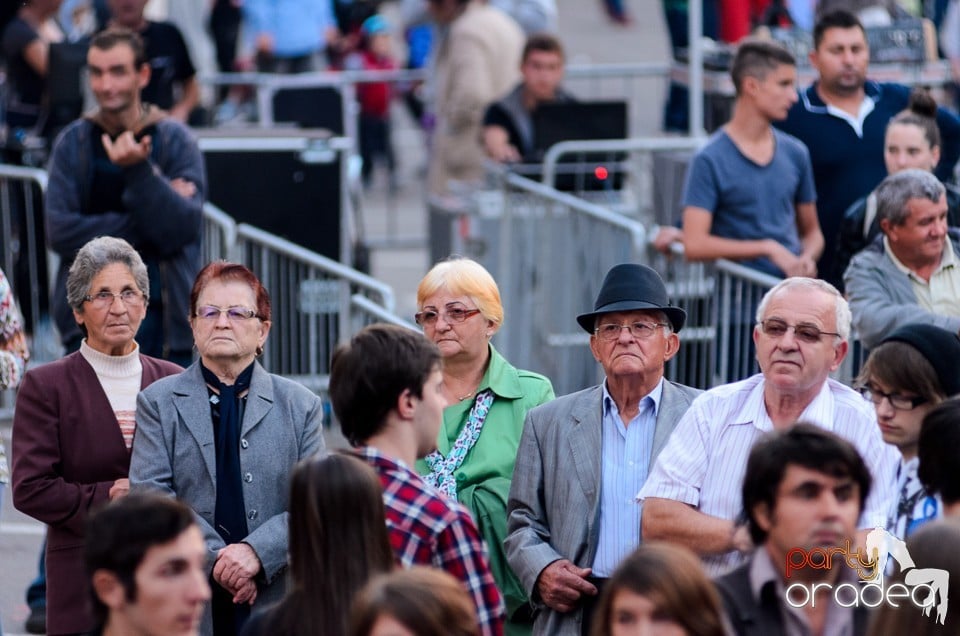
top-left (637, 374), bottom-right (900, 576)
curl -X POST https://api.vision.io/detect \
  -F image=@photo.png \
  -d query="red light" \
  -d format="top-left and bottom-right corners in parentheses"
top-left (594, 166), bottom-right (609, 180)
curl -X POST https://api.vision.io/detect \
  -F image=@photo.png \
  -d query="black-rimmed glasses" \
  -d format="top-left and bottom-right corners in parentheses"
top-left (858, 386), bottom-right (928, 411)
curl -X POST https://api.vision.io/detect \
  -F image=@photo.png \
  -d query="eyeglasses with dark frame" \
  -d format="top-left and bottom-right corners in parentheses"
top-left (858, 385), bottom-right (928, 411)
top-left (758, 318), bottom-right (841, 343)
top-left (594, 321), bottom-right (669, 341)
top-left (414, 306), bottom-right (481, 326)
top-left (195, 306), bottom-right (261, 322)
top-left (83, 289), bottom-right (144, 308)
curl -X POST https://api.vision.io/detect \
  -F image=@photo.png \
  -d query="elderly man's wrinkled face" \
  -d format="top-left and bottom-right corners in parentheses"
top-left (589, 310), bottom-right (678, 382)
top-left (754, 287), bottom-right (847, 398)
top-left (883, 194), bottom-right (949, 269)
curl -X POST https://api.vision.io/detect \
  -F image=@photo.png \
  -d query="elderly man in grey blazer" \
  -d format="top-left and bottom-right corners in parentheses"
top-left (505, 263), bottom-right (700, 636)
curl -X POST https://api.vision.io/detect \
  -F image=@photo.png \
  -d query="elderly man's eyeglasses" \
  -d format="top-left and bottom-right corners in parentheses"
top-left (84, 289), bottom-right (144, 308)
top-left (414, 307), bottom-right (481, 326)
top-left (195, 306), bottom-right (260, 321)
top-left (758, 318), bottom-right (841, 343)
top-left (594, 321), bottom-right (668, 341)
top-left (858, 386), bottom-right (928, 411)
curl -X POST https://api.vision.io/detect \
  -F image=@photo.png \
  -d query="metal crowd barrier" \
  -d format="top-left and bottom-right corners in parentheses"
top-left (202, 63), bottom-right (673, 135)
top-left (0, 164), bottom-right (411, 415)
top-left (433, 166), bottom-right (648, 396)
top-left (539, 136), bottom-right (705, 219)
top-left (441, 160), bottom-right (868, 396)
top-left (0, 165), bottom-right (52, 417)
top-left (233, 222), bottom-right (416, 395)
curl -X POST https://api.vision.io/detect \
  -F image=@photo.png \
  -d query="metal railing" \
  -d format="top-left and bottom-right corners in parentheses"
top-left (0, 163), bottom-right (410, 410)
top-left (233, 222), bottom-right (415, 394)
top-left (201, 63), bottom-right (675, 136)
top-left (202, 201), bottom-right (239, 263)
top-left (0, 165), bottom-right (52, 417)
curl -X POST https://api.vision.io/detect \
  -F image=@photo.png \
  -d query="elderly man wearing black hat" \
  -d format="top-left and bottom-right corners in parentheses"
top-left (856, 323), bottom-right (960, 539)
top-left (639, 276), bottom-right (899, 577)
top-left (504, 263), bottom-right (700, 636)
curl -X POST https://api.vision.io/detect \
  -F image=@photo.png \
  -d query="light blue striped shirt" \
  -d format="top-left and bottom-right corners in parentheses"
top-left (591, 378), bottom-right (663, 577)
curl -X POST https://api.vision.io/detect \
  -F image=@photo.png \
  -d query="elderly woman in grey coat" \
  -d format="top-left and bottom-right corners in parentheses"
top-left (12, 237), bottom-right (182, 636)
top-left (130, 261), bottom-right (324, 636)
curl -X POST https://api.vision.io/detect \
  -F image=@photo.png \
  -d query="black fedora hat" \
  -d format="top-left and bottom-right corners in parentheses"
top-left (576, 264), bottom-right (686, 334)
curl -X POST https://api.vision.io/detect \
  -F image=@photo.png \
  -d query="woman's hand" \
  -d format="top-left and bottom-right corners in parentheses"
top-left (108, 478), bottom-right (130, 500)
top-left (213, 543), bottom-right (262, 592)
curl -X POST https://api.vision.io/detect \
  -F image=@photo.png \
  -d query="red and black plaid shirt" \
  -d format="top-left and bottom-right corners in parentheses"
top-left (356, 446), bottom-right (505, 636)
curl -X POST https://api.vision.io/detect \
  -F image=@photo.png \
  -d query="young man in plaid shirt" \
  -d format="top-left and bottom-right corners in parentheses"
top-left (329, 324), bottom-right (506, 636)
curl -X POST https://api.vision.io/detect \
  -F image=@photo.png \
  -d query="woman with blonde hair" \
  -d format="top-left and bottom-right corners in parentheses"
top-left (414, 256), bottom-right (554, 634)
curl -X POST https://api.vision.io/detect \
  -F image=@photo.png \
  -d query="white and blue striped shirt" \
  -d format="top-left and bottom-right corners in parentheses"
top-left (591, 378), bottom-right (662, 577)
top-left (637, 373), bottom-right (900, 576)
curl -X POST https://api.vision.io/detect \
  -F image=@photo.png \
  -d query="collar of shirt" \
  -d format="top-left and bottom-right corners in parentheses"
top-left (883, 234), bottom-right (954, 282)
top-left (801, 81), bottom-right (880, 138)
top-left (749, 546), bottom-right (858, 636)
top-left (601, 376), bottom-right (663, 424)
top-left (356, 445), bottom-right (415, 475)
top-left (734, 375), bottom-right (837, 432)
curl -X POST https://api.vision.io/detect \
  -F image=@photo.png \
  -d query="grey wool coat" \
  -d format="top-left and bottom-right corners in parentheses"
top-left (129, 361), bottom-right (324, 635)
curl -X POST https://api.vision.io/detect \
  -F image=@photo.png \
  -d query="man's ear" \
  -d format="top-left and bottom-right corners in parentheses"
top-left (138, 62), bottom-right (151, 91)
top-left (92, 570), bottom-right (127, 610)
top-left (753, 502), bottom-right (773, 534)
top-left (395, 388), bottom-right (417, 420)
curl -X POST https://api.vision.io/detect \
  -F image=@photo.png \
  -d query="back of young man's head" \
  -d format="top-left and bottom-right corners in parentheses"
top-left (919, 398), bottom-right (960, 506)
top-left (813, 9), bottom-right (865, 50)
top-left (730, 38), bottom-right (796, 96)
top-left (85, 492), bottom-right (204, 628)
top-left (330, 324), bottom-right (442, 446)
top-left (742, 423), bottom-right (872, 545)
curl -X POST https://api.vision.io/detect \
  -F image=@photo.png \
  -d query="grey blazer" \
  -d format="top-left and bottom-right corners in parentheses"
top-left (504, 380), bottom-right (700, 636)
top-left (129, 361), bottom-right (324, 635)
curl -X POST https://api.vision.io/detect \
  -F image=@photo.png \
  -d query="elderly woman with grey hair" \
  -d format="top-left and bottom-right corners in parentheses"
top-left (10, 236), bottom-right (182, 636)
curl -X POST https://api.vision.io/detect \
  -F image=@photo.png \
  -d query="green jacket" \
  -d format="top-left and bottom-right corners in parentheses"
top-left (418, 345), bottom-right (554, 625)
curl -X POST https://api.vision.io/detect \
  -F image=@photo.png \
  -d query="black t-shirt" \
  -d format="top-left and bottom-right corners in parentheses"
top-left (1, 17), bottom-right (44, 128)
top-left (483, 101), bottom-right (526, 157)
top-left (140, 21), bottom-right (196, 110)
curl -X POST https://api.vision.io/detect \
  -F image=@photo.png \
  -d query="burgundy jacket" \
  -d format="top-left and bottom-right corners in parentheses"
top-left (11, 351), bottom-right (182, 635)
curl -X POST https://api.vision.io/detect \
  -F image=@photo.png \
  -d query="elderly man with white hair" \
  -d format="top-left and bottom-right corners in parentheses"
top-left (639, 277), bottom-right (898, 576)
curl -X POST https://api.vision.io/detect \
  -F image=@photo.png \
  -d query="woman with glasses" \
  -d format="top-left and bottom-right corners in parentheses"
top-left (414, 256), bottom-right (554, 636)
top-left (855, 322), bottom-right (960, 539)
top-left (10, 236), bottom-right (182, 636)
top-left (129, 260), bottom-right (323, 636)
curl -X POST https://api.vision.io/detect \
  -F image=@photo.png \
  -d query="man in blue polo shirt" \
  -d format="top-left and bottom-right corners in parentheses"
top-left (776, 9), bottom-right (960, 287)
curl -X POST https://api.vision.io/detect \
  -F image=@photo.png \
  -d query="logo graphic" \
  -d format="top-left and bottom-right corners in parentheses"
top-left (784, 527), bottom-right (949, 624)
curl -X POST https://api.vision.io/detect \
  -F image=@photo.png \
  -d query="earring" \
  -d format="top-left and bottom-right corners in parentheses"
top-left (256, 345), bottom-right (264, 356)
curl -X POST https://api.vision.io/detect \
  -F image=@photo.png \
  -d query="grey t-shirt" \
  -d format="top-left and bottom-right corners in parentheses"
top-left (682, 128), bottom-right (817, 277)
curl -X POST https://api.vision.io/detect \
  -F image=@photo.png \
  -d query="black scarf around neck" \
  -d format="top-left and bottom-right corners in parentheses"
top-left (201, 361), bottom-right (254, 544)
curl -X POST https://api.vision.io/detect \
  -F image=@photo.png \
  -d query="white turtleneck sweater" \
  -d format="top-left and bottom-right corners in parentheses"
top-left (80, 340), bottom-right (143, 450)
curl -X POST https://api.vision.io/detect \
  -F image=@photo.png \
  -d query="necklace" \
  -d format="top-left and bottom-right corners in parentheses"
top-left (458, 390), bottom-right (477, 401)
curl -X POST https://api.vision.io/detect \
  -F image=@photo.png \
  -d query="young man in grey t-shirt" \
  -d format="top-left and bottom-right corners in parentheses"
top-left (679, 40), bottom-right (824, 278)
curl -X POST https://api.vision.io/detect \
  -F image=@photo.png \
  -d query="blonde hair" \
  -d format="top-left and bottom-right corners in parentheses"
top-left (416, 257), bottom-right (504, 329)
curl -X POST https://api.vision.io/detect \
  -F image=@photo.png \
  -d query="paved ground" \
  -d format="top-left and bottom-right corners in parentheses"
top-left (0, 0), bottom-right (670, 632)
